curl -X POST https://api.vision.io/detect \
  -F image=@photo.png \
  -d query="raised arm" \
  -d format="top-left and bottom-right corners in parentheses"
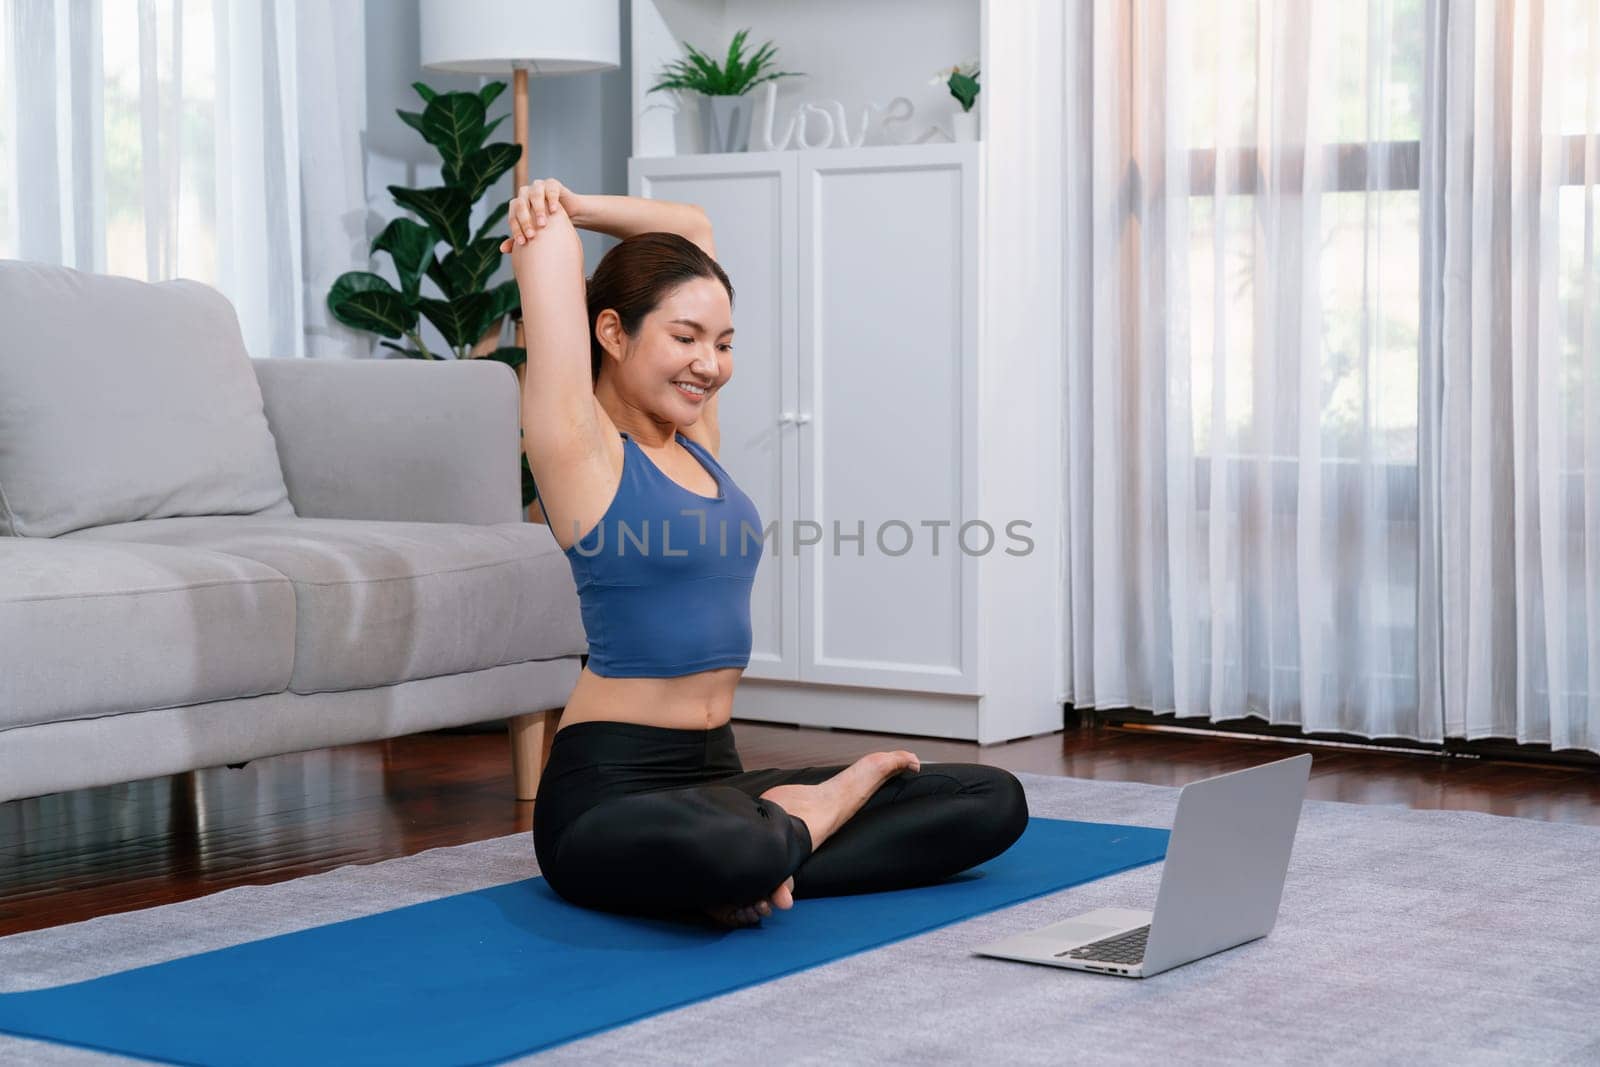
top-left (512, 199), bottom-right (593, 443)
top-left (568, 194), bottom-right (713, 252)
top-left (509, 196), bottom-right (612, 551)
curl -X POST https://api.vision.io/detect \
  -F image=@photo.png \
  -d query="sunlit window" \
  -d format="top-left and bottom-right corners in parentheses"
top-left (100, 0), bottom-right (218, 283)
top-left (0, 6), bottom-right (14, 259)
top-left (1182, 0), bottom-right (1426, 468)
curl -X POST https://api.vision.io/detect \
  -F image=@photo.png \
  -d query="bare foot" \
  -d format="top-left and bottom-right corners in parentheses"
top-left (758, 750), bottom-right (921, 854)
top-left (703, 876), bottom-right (795, 928)
top-left (701, 750), bottom-right (920, 929)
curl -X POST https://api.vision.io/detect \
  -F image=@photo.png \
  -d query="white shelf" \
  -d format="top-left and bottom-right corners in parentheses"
top-left (631, 139), bottom-right (978, 172)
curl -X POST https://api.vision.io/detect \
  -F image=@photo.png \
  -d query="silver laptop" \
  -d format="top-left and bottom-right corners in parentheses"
top-left (972, 753), bottom-right (1312, 978)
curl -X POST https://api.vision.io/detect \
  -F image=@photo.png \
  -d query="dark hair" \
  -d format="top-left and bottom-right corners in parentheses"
top-left (585, 232), bottom-right (734, 385)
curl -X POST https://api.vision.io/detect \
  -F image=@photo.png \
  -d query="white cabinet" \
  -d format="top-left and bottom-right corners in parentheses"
top-left (633, 143), bottom-right (1037, 742)
top-left (795, 145), bottom-right (980, 699)
top-left (635, 144), bottom-right (980, 700)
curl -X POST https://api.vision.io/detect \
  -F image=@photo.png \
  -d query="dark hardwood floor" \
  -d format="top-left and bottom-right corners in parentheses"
top-left (3, 717), bottom-right (1597, 937)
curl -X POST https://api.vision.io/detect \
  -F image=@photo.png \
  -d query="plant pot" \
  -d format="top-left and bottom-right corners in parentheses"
top-left (951, 109), bottom-right (979, 142)
top-left (699, 93), bottom-right (753, 154)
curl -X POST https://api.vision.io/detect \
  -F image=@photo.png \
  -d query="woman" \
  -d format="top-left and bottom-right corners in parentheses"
top-left (502, 178), bottom-right (1029, 927)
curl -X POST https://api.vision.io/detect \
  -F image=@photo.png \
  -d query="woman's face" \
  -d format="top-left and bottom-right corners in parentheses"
top-left (616, 277), bottom-right (734, 423)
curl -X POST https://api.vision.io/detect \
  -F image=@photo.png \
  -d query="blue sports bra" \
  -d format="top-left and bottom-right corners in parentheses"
top-left (538, 429), bottom-right (765, 678)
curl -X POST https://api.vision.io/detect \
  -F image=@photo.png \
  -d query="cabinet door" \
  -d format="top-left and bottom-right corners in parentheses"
top-left (631, 154), bottom-right (800, 679)
top-left (796, 144), bottom-right (980, 695)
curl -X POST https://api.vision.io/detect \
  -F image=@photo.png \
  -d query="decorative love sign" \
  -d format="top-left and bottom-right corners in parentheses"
top-left (751, 81), bottom-right (919, 150)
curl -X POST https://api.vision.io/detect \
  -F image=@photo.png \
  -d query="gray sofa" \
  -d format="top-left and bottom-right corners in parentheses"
top-left (0, 260), bottom-right (585, 805)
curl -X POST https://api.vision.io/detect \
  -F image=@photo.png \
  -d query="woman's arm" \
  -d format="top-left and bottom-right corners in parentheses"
top-left (511, 198), bottom-right (611, 545)
top-left (568, 194), bottom-right (714, 252)
top-left (506, 182), bottom-right (715, 257)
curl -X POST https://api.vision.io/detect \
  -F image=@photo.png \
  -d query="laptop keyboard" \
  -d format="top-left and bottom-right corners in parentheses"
top-left (1055, 925), bottom-right (1149, 963)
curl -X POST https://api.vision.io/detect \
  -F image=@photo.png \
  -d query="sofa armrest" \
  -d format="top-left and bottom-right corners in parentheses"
top-left (251, 356), bottom-right (523, 525)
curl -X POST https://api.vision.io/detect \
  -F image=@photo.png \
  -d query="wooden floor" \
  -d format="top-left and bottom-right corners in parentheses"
top-left (3, 717), bottom-right (1598, 938)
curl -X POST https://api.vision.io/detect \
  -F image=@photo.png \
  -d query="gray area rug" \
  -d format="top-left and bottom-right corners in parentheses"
top-left (2, 771), bottom-right (1598, 1065)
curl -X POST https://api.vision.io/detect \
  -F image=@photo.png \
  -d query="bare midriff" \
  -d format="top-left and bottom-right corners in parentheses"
top-left (556, 664), bottom-right (742, 735)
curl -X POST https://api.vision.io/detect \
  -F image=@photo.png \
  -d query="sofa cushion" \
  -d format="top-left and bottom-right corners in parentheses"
top-left (0, 260), bottom-right (295, 538)
top-left (62, 515), bottom-right (588, 694)
top-left (0, 539), bottom-right (295, 731)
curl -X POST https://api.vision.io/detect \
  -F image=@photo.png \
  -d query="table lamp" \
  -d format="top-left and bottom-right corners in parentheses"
top-left (419, 0), bottom-right (621, 190)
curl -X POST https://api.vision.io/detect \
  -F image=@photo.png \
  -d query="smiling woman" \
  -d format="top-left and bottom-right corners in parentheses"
top-left (502, 179), bottom-right (1030, 929)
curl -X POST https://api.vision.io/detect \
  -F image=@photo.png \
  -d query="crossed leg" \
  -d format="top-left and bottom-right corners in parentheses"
top-left (542, 760), bottom-right (1028, 920)
top-left (546, 782), bottom-right (813, 917)
top-left (725, 761), bottom-right (1029, 898)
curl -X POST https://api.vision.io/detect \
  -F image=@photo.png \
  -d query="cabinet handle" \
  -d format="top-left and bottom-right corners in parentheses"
top-left (779, 411), bottom-right (796, 424)
top-left (794, 413), bottom-right (812, 424)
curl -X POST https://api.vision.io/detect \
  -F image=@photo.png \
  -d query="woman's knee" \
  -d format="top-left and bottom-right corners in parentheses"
top-left (951, 764), bottom-right (1030, 847)
top-left (686, 788), bottom-right (811, 901)
top-left (549, 787), bottom-right (806, 911)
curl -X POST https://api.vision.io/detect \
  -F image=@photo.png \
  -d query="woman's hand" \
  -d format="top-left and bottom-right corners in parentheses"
top-left (500, 178), bottom-right (581, 253)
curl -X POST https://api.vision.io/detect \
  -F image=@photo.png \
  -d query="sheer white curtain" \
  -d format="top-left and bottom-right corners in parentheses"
top-left (1056, 0), bottom-right (1599, 753)
top-left (1433, 0), bottom-right (1600, 752)
top-left (0, 0), bottom-right (368, 359)
top-left (1062, 0), bottom-right (1430, 741)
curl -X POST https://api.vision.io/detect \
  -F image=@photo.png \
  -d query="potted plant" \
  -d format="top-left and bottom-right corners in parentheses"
top-left (327, 80), bottom-right (540, 508)
top-left (647, 27), bottom-right (803, 153)
top-left (328, 81), bottom-right (522, 362)
top-left (932, 58), bottom-right (980, 141)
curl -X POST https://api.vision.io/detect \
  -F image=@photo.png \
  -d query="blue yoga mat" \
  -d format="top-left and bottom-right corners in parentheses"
top-left (0, 817), bottom-right (1168, 1066)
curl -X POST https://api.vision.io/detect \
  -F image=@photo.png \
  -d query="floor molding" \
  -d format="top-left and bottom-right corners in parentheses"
top-left (1079, 705), bottom-right (1600, 771)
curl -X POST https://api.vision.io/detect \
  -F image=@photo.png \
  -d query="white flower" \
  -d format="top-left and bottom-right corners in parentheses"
top-left (929, 57), bottom-right (980, 86)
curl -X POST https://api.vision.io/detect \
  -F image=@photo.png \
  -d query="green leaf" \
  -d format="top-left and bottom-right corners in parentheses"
top-left (379, 340), bottom-right (430, 358)
top-left (397, 110), bottom-right (427, 137)
top-left (488, 278), bottom-right (520, 321)
top-left (649, 27), bottom-right (799, 96)
top-left (474, 201), bottom-right (510, 242)
top-left (419, 92), bottom-right (488, 174)
top-left (684, 44), bottom-right (724, 91)
top-left (389, 185), bottom-right (471, 251)
top-left (411, 82), bottom-right (438, 104)
top-left (473, 291), bottom-right (507, 343)
top-left (417, 292), bottom-right (493, 348)
top-left (444, 142), bottom-right (522, 203)
top-left (437, 236), bottom-right (505, 298)
top-left (425, 256), bottom-right (454, 300)
top-left (328, 272), bottom-right (416, 339)
top-left (478, 80), bottom-right (506, 109)
top-left (948, 72), bottom-right (980, 111)
top-left (369, 217), bottom-right (436, 300)
top-left (482, 345), bottom-right (526, 369)
top-left (725, 29), bottom-right (750, 91)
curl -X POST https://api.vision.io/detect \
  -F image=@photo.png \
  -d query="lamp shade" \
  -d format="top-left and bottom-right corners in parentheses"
top-left (420, 0), bottom-right (620, 75)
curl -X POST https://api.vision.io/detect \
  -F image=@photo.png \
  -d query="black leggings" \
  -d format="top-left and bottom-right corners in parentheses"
top-left (532, 720), bottom-right (1030, 919)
